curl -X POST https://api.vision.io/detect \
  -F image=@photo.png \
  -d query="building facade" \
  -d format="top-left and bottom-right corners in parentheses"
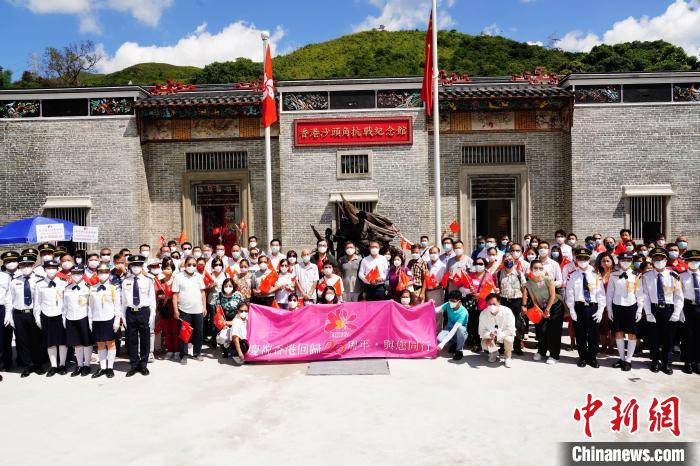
top-left (0, 71), bottom-right (698, 252)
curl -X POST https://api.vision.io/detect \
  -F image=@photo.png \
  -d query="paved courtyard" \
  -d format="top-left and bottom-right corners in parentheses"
top-left (1, 341), bottom-right (698, 466)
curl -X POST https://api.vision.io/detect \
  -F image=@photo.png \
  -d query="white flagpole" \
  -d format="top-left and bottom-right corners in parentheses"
top-left (262, 32), bottom-right (274, 245)
top-left (431, 0), bottom-right (442, 244)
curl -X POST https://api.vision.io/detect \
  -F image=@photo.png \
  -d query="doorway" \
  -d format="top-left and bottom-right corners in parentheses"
top-left (193, 182), bottom-right (241, 250)
top-left (470, 177), bottom-right (517, 240)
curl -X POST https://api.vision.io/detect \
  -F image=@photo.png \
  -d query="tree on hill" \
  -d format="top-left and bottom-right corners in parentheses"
top-left (194, 58), bottom-right (263, 84)
top-left (40, 40), bottom-right (102, 86)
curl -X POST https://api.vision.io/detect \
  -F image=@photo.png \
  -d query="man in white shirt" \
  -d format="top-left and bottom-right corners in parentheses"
top-left (173, 256), bottom-right (207, 364)
top-left (295, 249), bottom-right (320, 304)
top-left (679, 249), bottom-right (700, 374)
top-left (479, 294), bottom-right (517, 367)
top-left (439, 237), bottom-right (455, 265)
top-left (566, 247), bottom-right (606, 369)
top-left (445, 241), bottom-right (473, 297)
top-left (537, 241), bottom-right (563, 288)
top-left (425, 246), bottom-right (446, 307)
top-left (358, 241), bottom-right (389, 301)
top-left (267, 238), bottom-right (284, 270)
top-left (555, 229), bottom-right (573, 261)
top-left (121, 255), bottom-right (157, 376)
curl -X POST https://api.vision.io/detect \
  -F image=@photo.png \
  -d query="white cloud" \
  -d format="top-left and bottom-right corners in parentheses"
top-left (526, 40), bottom-right (544, 47)
top-left (10, 0), bottom-right (174, 31)
top-left (353, 0), bottom-right (455, 32)
top-left (98, 21), bottom-right (285, 73)
top-left (481, 23), bottom-right (502, 36)
top-left (557, 0), bottom-right (700, 55)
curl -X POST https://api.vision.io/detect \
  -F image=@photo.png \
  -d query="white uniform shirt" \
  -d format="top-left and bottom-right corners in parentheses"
top-left (565, 267), bottom-right (606, 318)
top-left (33, 277), bottom-right (65, 319)
top-left (10, 275), bottom-right (40, 311)
top-left (120, 273), bottom-right (157, 312)
top-left (358, 255), bottom-right (389, 284)
top-left (89, 282), bottom-right (122, 322)
top-left (0, 271), bottom-right (12, 309)
top-left (606, 269), bottom-right (644, 310)
top-left (63, 282), bottom-right (90, 321)
top-left (172, 272), bottom-right (205, 314)
top-left (640, 269), bottom-right (684, 321)
top-left (680, 269), bottom-right (700, 304)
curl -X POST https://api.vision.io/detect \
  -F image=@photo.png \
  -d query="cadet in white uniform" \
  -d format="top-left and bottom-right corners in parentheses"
top-left (121, 255), bottom-right (156, 377)
top-left (679, 249), bottom-right (700, 375)
top-left (64, 265), bottom-right (93, 377)
top-left (33, 260), bottom-right (68, 376)
top-left (89, 264), bottom-right (122, 379)
top-left (640, 247), bottom-right (684, 375)
top-left (606, 252), bottom-right (644, 371)
top-left (0, 251), bottom-right (21, 381)
top-left (10, 253), bottom-right (45, 377)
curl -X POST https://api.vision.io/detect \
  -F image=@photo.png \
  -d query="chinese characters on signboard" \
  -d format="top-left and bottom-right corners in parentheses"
top-left (294, 117), bottom-right (413, 147)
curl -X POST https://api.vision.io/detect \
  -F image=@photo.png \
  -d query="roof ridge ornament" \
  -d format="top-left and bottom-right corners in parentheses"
top-left (439, 70), bottom-right (471, 85)
top-left (511, 67), bottom-right (559, 85)
top-left (149, 80), bottom-right (196, 95)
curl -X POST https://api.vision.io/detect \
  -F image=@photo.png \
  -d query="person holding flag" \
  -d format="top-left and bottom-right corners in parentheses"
top-left (251, 255), bottom-right (277, 307)
top-left (359, 241), bottom-right (389, 301)
top-left (172, 256), bottom-right (206, 365)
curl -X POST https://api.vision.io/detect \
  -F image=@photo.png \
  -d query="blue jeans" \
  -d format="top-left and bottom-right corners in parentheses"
top-left (437, 324), bottom-right (467, 352)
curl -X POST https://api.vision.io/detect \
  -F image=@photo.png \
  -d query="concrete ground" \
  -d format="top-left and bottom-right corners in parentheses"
top-left (1, 340), bottom-right (699, 466)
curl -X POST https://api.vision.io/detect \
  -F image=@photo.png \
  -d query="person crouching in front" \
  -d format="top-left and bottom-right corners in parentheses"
top-left (228, 302), bottom-right (250, 366)
top-left (434, 290), bottom-right (469, 361)
top-left (479, 294), bottom-right (517, 368)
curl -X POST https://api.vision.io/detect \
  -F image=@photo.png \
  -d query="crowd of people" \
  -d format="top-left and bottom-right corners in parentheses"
top-left (0, 228), bottom-right (699, 380)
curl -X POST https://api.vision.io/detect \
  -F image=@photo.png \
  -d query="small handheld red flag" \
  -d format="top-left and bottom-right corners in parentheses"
top-left (179, 319), bottom-right (193, 343)
top-left (440, 271), bottom-right (450, 289)
top-left (240, 219), bottom-right (247, 231)
top-left (477, 281), bottom-right (495, 301)
top-left (259, 269), bottom-right (279, 295)
top-left (213, 306), bottom-right (226, 331)
top-left (365, 266), bottom-right (380, 283)
top-left (425, 273), bottom-right (438, 289)
top-left (157, 235), bottom-right (166, 247)
top-left (177, 231), bottom-right (187, 244)
top-left (396, 269), bottom-right (411, 292)
top-left (449, 220), bottom-right (460, 234)
top-left (203, 271), bottom-right (215, 287)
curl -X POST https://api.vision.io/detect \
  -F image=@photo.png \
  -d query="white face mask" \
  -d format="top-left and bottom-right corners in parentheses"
top-left (71, 274), bottom-right (83, 283)
top-left (385, 255), bottom-right (392, 262)
top-left (213, 265), bottom-right (223, 273)
top-left (538, 249), bottom-right (549, 257)
top-left (346, 248), bottom-right (355, 256)
top-left (449, 301), bottom-right (459, 309)
top-left (75, 258), bottom-right (83, 265)
top-left (411, 253), bottom-right (420, 260)
top-left (302, 255), bottom-right (311, 263)
top-left (288, 301), bottom-right (298, 309)
top-left (454, 248), bottom-right (464, 256)
top-left (689, 261), bottom-right (700, 270)
top-left (259, 263), bottom-right (268, 272)
top-left (657, 240), bottom-right (666, 247)
top-left (488, 305), bottom-right (499, 315)
top-left (185, 265), bottom-right (196, 274)
top-left (420, 241), bottom-right (429, 248)
top-left (239, 312), bottom-right (248, 319)
top-left (429, 253), bottom-right (439, 262)
top-left (42, 254), bottom-right (54, 263)
top-left (567, 239), bottom-right (576, 246)
top-left (203, 252), bottom-right (212, 259)
top-left (288, 257), bottom-right (297, 264)
top-left (88, 260), bottom-right (100, 269)
top-left (318, 246), bottom-right (327, 254)
top-left (527, 255), bottom-right (537, 262)
top-left (533, 270), bottom-right (544, 278)
top-left (217, 250), bottom-right (226, 257)
top-left (325, 293), bottom-right (335, 302)
top-left (393, 260), bottom-right (401, 267)
top-left (240, 268), bottom-right (249, 274)
top-left (401, 297), bottom-right (411, 305)
top-left (370, 248), bottom-right (379, 256)
top-left (511, 251), bottom-right (522, 259)
top-left (232, 251), bottom-right (241, 259)
top-left (653, 260), bottom-right (667, 270)
top-left (577, 260), bottom-right (589, 269)
top-left (130, 266), bottom-right (142, 275)
top-left (443, 244), bottom-right (453, 252)
top-left (193, 251), bottom-right (202, 259)
top-left (151, 268), bottom-right (162, 275)
top-left (271, 246), bottom-right (280, 254)
top-left (5, 262), bottom-right (18, 271)
top-left (323, 268), bottom-right (333, 276)
top-left (46, 269), bottom-right (58, 279)
top-left (141, 251), bottom-right (151, 258)
top-left (280, 266), bottom-right (289, 274)
top-left (21, 266), bottom-right (33, 277)
top-left (619, 261), bottom-right (631, 270)
top-left (249, 241), bottom-right (257, 248)
top-left (223, 286), bottom-right (234, 294)
top-left (474, 264), bottom-right (485, 273)
top-left (98, 273), bottom-right (110, 282)
top-left (61, 261), bottom-right (73, 270)
top-left (183, 248), bottom-right (192, 255)
top-left (101, 255), bottom-right (111, 263)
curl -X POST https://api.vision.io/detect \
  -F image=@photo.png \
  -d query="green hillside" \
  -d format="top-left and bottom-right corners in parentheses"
top-left (10, 30), bottom-right (700, 87)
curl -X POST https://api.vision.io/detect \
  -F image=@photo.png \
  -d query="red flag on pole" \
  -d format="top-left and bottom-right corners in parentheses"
top-left (449, 220), bottom-right (460, 234)
top-left (420, 10), bottom-right (434, 116)
top-left (177, 231), bottom-right (186, 244)
top-left (262, 43), bottom-right (277, 128)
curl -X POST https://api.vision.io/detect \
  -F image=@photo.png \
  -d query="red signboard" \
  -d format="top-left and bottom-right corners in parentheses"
top-left (294, 117), bottom-right (413, 147)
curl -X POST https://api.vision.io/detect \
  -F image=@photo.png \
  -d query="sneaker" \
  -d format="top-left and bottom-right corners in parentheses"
top-left (180, 357), bottom-right (188, 365)
top-left (148, 353), bottom-right (155, 363)
top-left (488, 352), bottom-right (498, 363)
top-left (165, 352), bottom-right (173, 360)
top-left (452, 351), bottom-right (463, 361)
top-left (232, 356), bottom-right (244, 365)
top-left (171, 352), bottom-right (179, 361)
top-left (546, 357), bottom-right (558, 365)
top-left (533, 353), bottom-right (543, 361)
top-left (504, 358), bottom-right (512, 368)
top-left (195, 354), bottom-right (204, 362)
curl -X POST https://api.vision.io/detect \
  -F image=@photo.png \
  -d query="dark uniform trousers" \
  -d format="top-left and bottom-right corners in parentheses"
top-left (681, 300), bottom-right (700, 364)
top-left (0, 306), bottom-right (13, 369)
top-left (536, 301), bottom-right (564, 359)
top-left (125, 307), bottom-right (151, 369)
top-left (573, 302), bottom-right (599, 361)
top-left (648, 304), bottom-right (677, 364)
top-left (179, 312), bottom-right (203, 359)
top-left (13, 309), bottom-right (43, 368)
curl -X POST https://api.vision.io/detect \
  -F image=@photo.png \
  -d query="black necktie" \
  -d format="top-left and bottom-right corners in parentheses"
top-left (48, 280), bottom-right (56, 288)
top-left (97, 284), bottom-right (106, 292)
top-left (133, 276), bottom-right (140, 306)
top-left (657, 273), bottom-right (666, 305)
top-left (620, 272), bottom-right (628, 280)
top-left (72, 284), bottom-right (80, 291)
top-left (23, 277), bottom-right (31, 306)
top-left (582, 272), bottom-right (591, 304)
top-left (692, 272), bottom-right (700, 304)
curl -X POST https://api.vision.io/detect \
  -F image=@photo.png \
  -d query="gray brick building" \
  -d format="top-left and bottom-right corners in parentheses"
top-left (0, 71), bottom-right (698, 253)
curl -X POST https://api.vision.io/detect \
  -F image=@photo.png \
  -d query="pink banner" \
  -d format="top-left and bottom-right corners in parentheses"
top-left (246, 300), bottom-right (437, 361)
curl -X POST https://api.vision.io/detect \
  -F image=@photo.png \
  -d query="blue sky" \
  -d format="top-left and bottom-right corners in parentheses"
top-left (2, 0), bottom-right (699, 79)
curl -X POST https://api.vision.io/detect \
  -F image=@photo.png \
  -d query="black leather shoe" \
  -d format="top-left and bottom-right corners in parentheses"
top-left (682, 363), bottom-right (693, 374)
top-left (91, 369), bottom-right (105, 379)
top-left (34, 366), bottom-right (46, 375)
top-left (46, 367), bottom-right (57, 377)
top-left (650, 360), bottom-right (661, 373)
top-left (693, 363), bottom-right (700, 375)
top-left (140, 367), bottom-right (150, 376)
top-left (70, 367), bottom-right (81, 377)
top-left (21, 368), bottom-right (32, 378)
top-left (577, 359), bottom-right (587, 367)
top-left (125, 368), bottom-right (138, 377)
top-left (80, 366), bottom-right (91, 377)
top-left (588, 359), bottom-right (600, 368)
top-left (58, 366), bottom-right (67, 375)
top-left (661, 364), bottom-right (673, 375)
top-left (105, 369), bottom-right (115, 378)
top-left (622, 362), bottom-right (632, 372)
top-left (452, 351), bottom-right (463, 361)
top-left (612, 359), bottom-right (625, 368)
top-left (0, 374), bottom-right (3, 382)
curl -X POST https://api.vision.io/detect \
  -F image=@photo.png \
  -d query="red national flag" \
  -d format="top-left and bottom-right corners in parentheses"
top-left (262, 43), bottom-right (278, 128)
top-left (365, 266), bottom-right (380, 283)
top-left (203, 270), bottom-right (215, 287)
top-left (421, 9), bottom-right (434, 116)
top-left (449, 220), bottom-right (460, 234)
top-left (179, 319), bottom-right (193, 343)
top-left (477, 280), bottom-right (495, 301)
top-left (240, 219), bottom-right (247, 231)
top-left (213, 306), bottom-right (226, 331)
top-left (259, 269), bottom-right (279, 295)
top-left (396, 269), bottom-right (411, 292)
top-left (177, 231), bottom-right (186, 244)
top-left (157, 235), bottom-right (166, 247)
top-left (425, 273), bottom-right (438, 289)
top-left (452, 269), bottom-right (469, 288)
top-left (440, 271), bottom-right (450, 289)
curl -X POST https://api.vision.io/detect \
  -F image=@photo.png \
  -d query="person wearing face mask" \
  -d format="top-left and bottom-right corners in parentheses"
top-left (320, 285), bottom-right (339, 305)
top-left (56, 253), bottom-right (75, 283)
top-left (211, 244), bottom-right (232, 274)
top-left (485, 247), bottom-right (501, 275)
top-left (496, 253), bottom-right (527, 355)
top-left (74, 249), bottom-right (87, 268)
top-left (271, 259), bottom-right (296, 309)
top-left (566, 248), bottom-right (606, 369)
top-left (537, 241), bottom-right (563, 289)
top-left (157, 246), bottom-right (170, 261)
top-left (425, 247), bottom-right (447, 316)
top-left (679, 250), bottom-right (700, 374)
top-left (82, 253), bottom-right (101, 286)
top-left (192, 246), bottom-right (204, 261)
top-left (641, 248), bottom-right (684, 375)
top-left (554, 230), bottom-right (573, 262)
top-left (527, 236), bottom-right (541, 256)
top-left (109, 253), bottom-right (128, 287)
top-left (498, 235), bottom-right (511, 254)
top-left (229, 303), bottom-right (250, 365)
top-left (471, 236), bottom-right (486, 262)
top-left (317, 260), bottom-right (344, 304)
top-left (396, 290), bottom-right (412, 308)
top-left (172, 256), bottom-right (207, 365)
top-left (286, 250), bottom-right (299, 276)
top-left (445, 240), bottom-right (474, 300)
top-left (439, 237), bottom-right (455, 264)
top-left (242, 236), bottom-right (258, 261)
top-left (595, 252), bottom-right (616, 355)
top-left (418, 235), bottom-right (431, 261)
top-left (33, 260), bottom-right (68, 377)
top-left (99, 248), bottom-right (114, 268)
top-left (602, 237), bottom-right (617, 256)
top-left (267, 238), bottom-right (284, 270)
top-left (311, 239), bottom-right (338, 274)
top-left (387, 253), bottom-right (410, 303)
top-left (121, 255), bottom-right (157, 376)
top-left (33, 243), bottom-right (56, 278)
top-left (232, 259), bottom-right (253, 302)
top-left (246, 248), bottom-right (260, 273)
top-left (465, 257), bottom-right (496, 352)
top-left (170, 251), bottom-right (182, 271)
top-left (549, 245), bottom-right (570, 287)
top-left (606, 252), bottom-right (644, 372)
top-left (10, 253), bottom-right (45, 377)
top-left (88, 264), bottom-right (122, 379)
top-left (181, 242), bottom-right (193, 258)
top-left (666, 243), bottom-right (687, 273)
top-left (1, 251), bottom-right (22, 376)
top-left (157, 259), bottom-right (179, 360)
top-left (287, 294), bottom-right (300, 310)
top-left (214, 278), bottom-right (245, 358)
top-left (525, 249), bottom-right (537, 264)
top-left (406, 244), bottom-right (428, 305)
top-left (251, 256), bottom-right (277, 306)
top-left (507, 243), bottom-right (529, 274)
top-left (359, 241), bottom-right (389, 301)
top-left (201, 244), bottom-right (213, 261)
top-left (435, 290), bottom-right (469, 360)
top-left (139, 244), bottom-right (152, 261)
top-left (676, 236), bottom-right (690, 257)
top-left (479, 294), bottom-right (517, 367)
top-left (477, 237), bottom-right (503, 262)
top-left (339, 242), bottom-right (362, 302)
top-left (614, 229), bottom-right (632, 256)
top-left (63, 265), bottom-right (93, 377)
top-left (522, 259), bottom-right (560, 365)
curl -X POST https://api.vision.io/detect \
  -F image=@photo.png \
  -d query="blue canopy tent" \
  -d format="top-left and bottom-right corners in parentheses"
top-left (0, 216), bottom-right (75, 245)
